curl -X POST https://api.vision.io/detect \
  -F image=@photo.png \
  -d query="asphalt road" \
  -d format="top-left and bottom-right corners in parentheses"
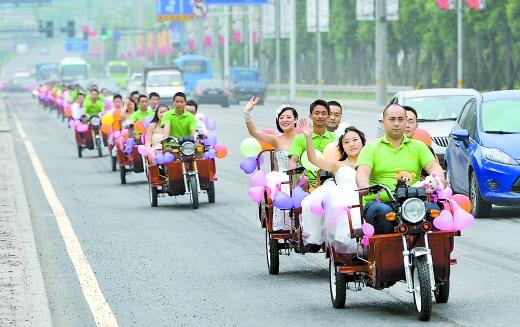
top-left (2, 91), bottom-right (520, 326)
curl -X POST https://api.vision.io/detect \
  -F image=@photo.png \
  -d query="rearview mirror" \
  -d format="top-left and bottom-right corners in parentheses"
top-left (450, 129), bottom-right (470, 147)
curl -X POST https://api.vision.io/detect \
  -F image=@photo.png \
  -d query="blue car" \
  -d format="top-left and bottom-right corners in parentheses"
top-left (445, 90), bottom-right (520, 217)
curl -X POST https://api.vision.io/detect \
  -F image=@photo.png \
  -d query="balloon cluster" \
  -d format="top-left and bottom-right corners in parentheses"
top-left (239, 138), bottom-right (263, 174)
top-left (433, 187), bottom-right (474, 231)
top-left (70, 119), bottom-right (89, 133)
top-left (198, 118), bottom-right (227, 159)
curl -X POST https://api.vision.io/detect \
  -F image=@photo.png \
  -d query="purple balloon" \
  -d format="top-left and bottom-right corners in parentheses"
top-left (206, 119), bottom-right (216, 131)
top-left (206, 133), bottom-right (217, 148)
top-left (291, 186), bottom-right (310, 208)
top-left (126, 138), bottom-right (135, 147)
top-left (124, 145), bottom-right (132, 154)
top-left (155, 153), bottom-right (165, 164)
top-left (206, 148), bottom-right (216, 159)
top-left (163, 152), bottom-right (174, 163)
top-left (142, 116), bottom-right (153, 128)
top-left (240, 157), bottom-right (257, 174)
top-left (273, 191), bottom-right (293, 210)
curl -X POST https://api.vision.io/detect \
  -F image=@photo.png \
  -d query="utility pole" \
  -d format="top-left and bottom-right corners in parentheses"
top-left (243, 6), bottom-right (248, 65)
top-left (275, 0), bottom-right (281, 99)
top-left (289, 0), bottom-right (296, 102)
top-left (375, 0), bottom-right (388, 106)
top-left (457, 0), bottom-right (463, 88)
top-left (248, 5), bottom-right (254, 67)
top-left (224, 5), bottom-right (230, 81)
top-left (316, 0), bottom-right (322, 98)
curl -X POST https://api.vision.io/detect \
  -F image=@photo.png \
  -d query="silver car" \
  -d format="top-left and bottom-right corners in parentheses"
top-left (377, 88), bottom-right (481, 166)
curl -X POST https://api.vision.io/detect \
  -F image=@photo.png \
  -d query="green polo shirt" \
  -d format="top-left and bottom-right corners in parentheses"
top-left (356, 135), bottom-right (436, 204)
top-left (161, 109), bottom-right (197, 137)
top-left (130, 108), bottom-right (154, 122)
top-left (288, 130), bottom-right (335, 183)
top-left (84, 99), bottom-right (104, 116)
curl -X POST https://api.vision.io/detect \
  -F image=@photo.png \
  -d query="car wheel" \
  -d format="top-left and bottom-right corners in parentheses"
top-left (469, 171), bottom-right (492, 218)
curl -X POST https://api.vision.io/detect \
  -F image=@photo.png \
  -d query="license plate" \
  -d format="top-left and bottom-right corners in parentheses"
top-left (207, 90), bottom-right (218, 94)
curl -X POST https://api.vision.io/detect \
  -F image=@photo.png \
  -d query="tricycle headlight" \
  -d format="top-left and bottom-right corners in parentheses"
top-left (181, 142), bottom-right (195, 156)
top-left (90, 116), bottom-right (101, 126)
top-left (401, 198), bottom-right (426, 224)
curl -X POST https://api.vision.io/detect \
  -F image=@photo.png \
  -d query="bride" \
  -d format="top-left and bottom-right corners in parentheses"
top-left (299, 118), bottom-right (366, 254)
top-left (243, 96), bottom-right (298, 231)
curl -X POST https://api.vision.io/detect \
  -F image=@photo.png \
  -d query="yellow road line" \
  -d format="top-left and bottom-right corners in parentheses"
top-left (14, 118), bottom-right (118, 327)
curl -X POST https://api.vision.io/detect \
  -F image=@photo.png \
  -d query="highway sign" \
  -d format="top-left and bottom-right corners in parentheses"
top-left (156, 0), bottom-right (194, 21)
top-left (64, 38), bottom-right (88, 52)
top-left (205, 0), bottom-right (267, 4)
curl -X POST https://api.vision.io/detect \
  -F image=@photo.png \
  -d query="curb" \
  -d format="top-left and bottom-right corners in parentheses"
top-left (0, 95), bottom-right (53, 327)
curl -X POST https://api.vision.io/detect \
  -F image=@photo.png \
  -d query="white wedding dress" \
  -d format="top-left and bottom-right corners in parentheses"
top-left (300, 165), bottom-right (362, 254)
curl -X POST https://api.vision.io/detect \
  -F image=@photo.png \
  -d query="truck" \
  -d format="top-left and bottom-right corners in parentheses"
top-left (58, 57), bottom-right (89, 84)
top-left (229, 67), bottom-right (267, 105)
top-left (143, 67), bottom-right (184, 101)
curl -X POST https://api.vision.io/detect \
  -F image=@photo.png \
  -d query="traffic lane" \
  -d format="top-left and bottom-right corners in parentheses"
top-left (11, 95), bottom-right (520, 325)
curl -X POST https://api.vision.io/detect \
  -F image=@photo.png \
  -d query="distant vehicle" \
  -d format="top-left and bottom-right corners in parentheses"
top-left (445, 90), bottom-right (520, 218)
top-left (59, 57), bottom-right (89, 84)
top-left (88, 78), bottom-right (121, 95)
top-left (126, 73), bottom-right (144, 96)
top-left (106, 60), bottom-right (130, 88)
top-left (36, 63), bottom-right (59, 82)
top-left (16, 43), bottom-right (28, 55)
top-left (143, 67), bottom-right (184, 101)
top-left (7, 72), bottom-right (37, 92)
top-left (191, 79), bottom-right (230, 108)
top-left (229, 67), bottom-right (267, 105)
top-left (378, 88), bottom-right (481, 166)
top-left (174, 55), bottom-right (212, 95)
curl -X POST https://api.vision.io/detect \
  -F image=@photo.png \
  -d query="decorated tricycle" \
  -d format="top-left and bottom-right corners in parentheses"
top-left (145, 136), bottom-right (217, 209)
top-left (115, 130), bottom-right (144, 184)
top-left (71, 115), bottom-right (103, 158)
top-left (327, 183), bottom-right (471, 321)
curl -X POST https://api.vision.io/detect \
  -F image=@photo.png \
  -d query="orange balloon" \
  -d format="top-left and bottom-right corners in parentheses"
top-left (134, 120), bottom-right (145, 134)
top-left (113, 109), bottom-right (121, 121)
top-left (413, 129), bottom-right (433, 147)
top-left (258, 129), bottom-right (275, 150)
top-left (452, 194), bottom-right (472, 213)
top-left (64, 107), bottom-right (72, 117)
top-left (214, 145), bottom-right (228, 158)
top-left (101, 124), bottom-right (111, 134)
top-left (323, 142), bottom-right (341, 160)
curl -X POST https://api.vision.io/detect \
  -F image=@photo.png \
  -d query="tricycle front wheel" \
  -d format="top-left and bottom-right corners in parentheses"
top-left (189, 174), bottom-right (199, 209)
top-left (329, 257), bottom-right (346, 309)
top-left (412, 256), bottom-right (433, 321)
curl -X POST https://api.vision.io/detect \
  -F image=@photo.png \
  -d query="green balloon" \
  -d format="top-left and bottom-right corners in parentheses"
top-left (240, 138), bottom-right (262, 157)
top-left (300, 150), bottom-right (323, 172)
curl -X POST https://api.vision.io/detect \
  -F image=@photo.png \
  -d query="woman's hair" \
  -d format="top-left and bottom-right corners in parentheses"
top-left (275, 107), bottom-right (298, 133)
top-left (127, 98), bottom-right (137, 111)
top-left (151, 104), bottom-right (169, 123)
top-left (337, 126), bottom-right (366, 161)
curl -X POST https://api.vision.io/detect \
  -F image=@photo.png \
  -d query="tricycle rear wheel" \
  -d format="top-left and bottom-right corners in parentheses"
top-left (207, 182), bottom-right (215, 203)
top-left (120, 165), bottom-right (127, 184)
top-left (329, 257), bottom-right (346, 309)
top-left (265, 230), bottom-right (279, 275)
top-left (149, 182), bottom-right (158, 207)
top-left (77, 145), bottom-right (82, 158)
top-left (412, 256), bottom-right (433, 321)
top-left (434, 280), bottom-right (450, 303)
top-left (111, 154), bottom-right (117, 171)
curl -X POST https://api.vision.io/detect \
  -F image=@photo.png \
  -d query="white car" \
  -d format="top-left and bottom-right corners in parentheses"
top-left (126, 73), bottom-right (144, 96)
top-left (377, 88), bottom-right (481, 166)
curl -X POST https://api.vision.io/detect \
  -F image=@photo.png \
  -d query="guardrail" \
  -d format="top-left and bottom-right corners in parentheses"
top-left (267, 83), bottom-right (413, 94)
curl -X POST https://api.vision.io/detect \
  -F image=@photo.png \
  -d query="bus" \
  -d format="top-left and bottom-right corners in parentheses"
top-left (36, 63), bottom-right (59, 82)
top-left (174, 55), bottom-right (212, 95)
top-left (107, 60), bottom-right (130, 88)
top-left (58, 57), bottom-right (89, 84)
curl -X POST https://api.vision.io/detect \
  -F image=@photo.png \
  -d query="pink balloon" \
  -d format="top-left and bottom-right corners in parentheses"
top-left (250, 170), bottom-right (267, 187)
top-left (433, 210), bottom-right (455, 231)
top-left (362, 223), bottom-right (375, 237)
top-left (137, 145), bottom-right (148, 156)
top-left (310, 199), bottom-right (324, 216)
top-left (113, 131), bottom-right (121, 138)
top-left (247, 186), bottom-right (265, 203)
top-left (361, 236), bottom-right (369, 246)
top-left (438, 186), bottom-right (453, 200)
top-left (68, 120), bottom-right (75, 128)
top-left (453, 203), bottom-right (475, 231)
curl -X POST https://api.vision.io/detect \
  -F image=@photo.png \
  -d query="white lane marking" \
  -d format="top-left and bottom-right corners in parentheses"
top-left (14, 118), bottom-right (119, 327)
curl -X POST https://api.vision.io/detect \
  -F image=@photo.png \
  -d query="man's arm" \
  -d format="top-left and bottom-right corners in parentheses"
top-left (424, 161), bottom-right (447, 187)
top-left (289, 155), bottom-right (299, 169)
top-left (356, 164), bottom-right (372, 190)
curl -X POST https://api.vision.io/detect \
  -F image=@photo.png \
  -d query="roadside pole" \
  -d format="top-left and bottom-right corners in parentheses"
top-left (248, 5), bottom-right (254, 67)
top-left (316, 0), bottom-right (322, 98)
top-left (375, 0), bottom-right (387, 106)
top-left (457, 0), bottom-right (463, 88)
top-left (289, 0), bottom-right (296, 102)
top-left (224, 5), bottom-right (230, 81)
top-left (275, 0), bottom-right (281, 99)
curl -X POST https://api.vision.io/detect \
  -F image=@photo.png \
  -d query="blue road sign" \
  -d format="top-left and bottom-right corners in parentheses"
top-left (65, 38), bottom-right (88, 53)
top-left (157, 0), bottom-right (193, 15)
top-left (205, 0), bottom-right (267, 4)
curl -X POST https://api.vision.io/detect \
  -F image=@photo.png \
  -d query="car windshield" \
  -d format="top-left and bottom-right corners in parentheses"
top-left (147, 73), bottom-right (182, 87)
top-left (109, 65), bottom-right (128, 74)
top-left (231, 69), bottom-right (257, 81)
top-left (402, 95), bottom-right (473, 121)
top-left (482, 98), bottom-right (520, 133)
